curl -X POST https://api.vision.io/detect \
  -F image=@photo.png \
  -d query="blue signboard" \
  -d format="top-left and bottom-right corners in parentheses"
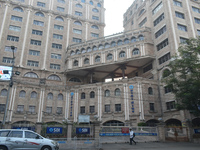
top-left (46, 127), bottom-right (63, 134)
top-left (99, 133), bottom-right (157, 136)
top-left (76, 128), bottom-right (90, 134)
top-left (194, 129), bottom-right (200, 134)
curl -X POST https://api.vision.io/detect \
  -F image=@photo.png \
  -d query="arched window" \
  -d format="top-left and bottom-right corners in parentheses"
top-left (76, 49), bottom-right (81, 54)
top-left (35, 12), bottom-right (44, 17)
top-left (87, 47), bottom-right (92, 52)
top-left (97, 3), bottom-right (101, 7)
top-left (81, 0), bottom-right (85, 3)
top-left (111, 41), bottom-right (116, 47)
top-left (131, 37), bottom-right (136, 42)
top-left (48, 75), bottom-right (61, 81)
top-left (92, 8), bottom-right (99, 13)
top-left (138, 35), bottom-right (144, 41)
top-left (90, 1), bottom-right (93, 5)
top-left (84, 58), bottom-right (89, 64)
top-left (115, 88), bottom-right (121, 96)
top-left (31, 91), bottom-right (37, 99)
top-left (117, 40), bottom-right (123, 46)
top-left (105, 43), bottom-right (110, 48)
top-left (1, 89), bottom-right (7, 97)
top-left (55, 16), bottom-right (64, 21)
top-left (81, 92), bottom-right (85, 99)
top-left (13, 7), bottom-right (23, 12)
top-left (99, 44), bottom-right (104, 50)
top-left (148, 87), bottom-right (153, 95)
top-left (105, 90), bottom-right (110, 97)
top-left (119, 51), bottom-right (126, 58)
top-left (93, 46), bottom-right (97, 51)
top-left (91, 25), bottom-right (99, 29)
top-left (81, 48), bottom-right (86, 53)
top-left (24, 72), bottom-right (38, 78)
top-left (132, 48), bottom-right (139, 55)
top-left (107, 54), bottom-right (113, 60)
top-left (95, 56), bottom-right (100, 62)
top-left (73, 60), bottom-right (78, 66)
top-left (58, 93), bottom-right (63, 100)
top-left (19, 90), bottom-right (26, 97)
top-left (76, 4), bottom-right (83, 8)
top-left (74, 21), bottom-right (82, 26)
top-left (47, 93), bottom-right (53, 100)
top-left (90, 91), bottom-right (95, 98)
top-left (70, 51), bottom-right (75, 56)
top-left (139, 9), bottom-right (145, 16)
top-left (124, 38), bottom-right (129, 44)
top-left (69, 77), bottom-right (81, 82)
top-left (163, 69), bottom-right (171, 78)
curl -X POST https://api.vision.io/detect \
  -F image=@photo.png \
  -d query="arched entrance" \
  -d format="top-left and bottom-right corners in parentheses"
top-left (11, 121), bottom-right (36, 131)
top-left (192, 118), bottom-right (200, 127)
top-left (146, 119), bottom-right (159, 126)
top-left (165, 119), bottom-right (182, 126)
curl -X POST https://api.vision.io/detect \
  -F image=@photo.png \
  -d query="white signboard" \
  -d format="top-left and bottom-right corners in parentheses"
top-left (0, 66), bottom-right (12, 81)
top-left (78, 115), bottom-right (90, 123)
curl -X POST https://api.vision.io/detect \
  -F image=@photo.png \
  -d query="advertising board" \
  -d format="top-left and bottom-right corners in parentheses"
top-left (0, 66), bottom-right (12, 80)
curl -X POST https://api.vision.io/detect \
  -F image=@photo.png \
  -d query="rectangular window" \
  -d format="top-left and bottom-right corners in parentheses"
top-left (158, 52), bottom-right (171, 65)
top-left (32, 29), bottom-right (43, 36)
top-left (17, 0), bottom-right (24, 2)
top-left (54, 24), bottom-right (64, 30)
top-left (9, 25), bottom-right (21, 32)
top-left (105, 105), bottom-right (110, 112)
top-left (52, 43), bottom-right (62, 49)
top-left (30, 39), bottom-right (41, 46)
top-left (139, 17), bottom-right (147, 27)
top-left (143, 64), bottom-right (152, 73)
top-left (192, 6), bottom-right (200, 13)
top-left (173, 0), bottom-right (182, 7)
top-left (155, 26), bottom-right (166, 38)
top-left (90, 106), bottom-right (95, 113)
top-left (50, 64), bottom-right (60, 70)
top-left (11, 15), bottom-right (22, 22)
top-left (53, 34), bottom-right (63, 40)
top-left (51, 53), bottom-right (61, 59)
top-left (17, 105), bottom-right (24, 113)
top-left (152, 2), bottom-right (163, 15)
top-left (180, 37), bottom-right (188, 44)
top-left (175, 11), bottom-right (184, 19)
top-left (37, 2), bottom-right (45, 7)
top-left (149, 103), bottom-right (155, 111)
top-left (178, 24), bottom-right (187, 32)
top-left (5, 46), bottom-right (17, 52)
top-left (91, 33), bottom-right (99, 37)
top-left (57, 0), bottom-right (65, 4)
top-left (198, 30), bottom-right (200, 36)
top-left (56, 107), bottom-right (63, 114)
top-left (75, 11), bottom-right (82, 16)
top-left (2, 57), bottom-right (13, 64)
top-left (0, 104), bottom-right (5, 112)
top-left (33, 20), bottom-right (44, 26)
top-left (73, 37), bottom-right (82, 43)
top-left (80, 106), bottom-right (85, 114)
top-left (164, 86), bottom-right (172, 94)
top-left (29, 106), bottom-right (35, 113)
top-left (57, 6), bottom-right (64, 12)
top-left (154, 13), bottom-right (164, 26)
top-left (157, 38), bottom-right (168, 51)
top-left (166, 101), bottom-right (175, 110)
top-left (115, 104), bottom-right (121, 112)
top-left (73, 29), bottom-right (82, 34)
top-left (29, 50), bottom-right (40, 56)
top-left (195, 18), bottom-right (200, 24)
top-left (92, 16), bottom-right (99, 20)
top-left (46, 107), bottom-right (52, 114)
top-left (7, 35), bottom-right (19, 42)
top-left (27, 60), bottom-right (39, 67)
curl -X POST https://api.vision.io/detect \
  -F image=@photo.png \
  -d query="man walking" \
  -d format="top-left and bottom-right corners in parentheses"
top-left (129, 128), bottom-right (136, 145)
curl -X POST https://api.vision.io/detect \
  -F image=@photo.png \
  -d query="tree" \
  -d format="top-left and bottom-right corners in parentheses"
top-left (164, 37), bottom-right (200, 116)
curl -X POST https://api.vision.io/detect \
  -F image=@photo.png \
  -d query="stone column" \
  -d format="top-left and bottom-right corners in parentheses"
top-left (157, 123), bottom-right (166, 142)
top-left (94, 121), bottom-right (101, 138)
top-left (67, 123), bottom-right (73, 139)
top-left (185, 121), bottom-right (193, 142)
top-left (36, 123), bottom-right (42, 134)
top-left (5, 123), bottom-right (11, 129)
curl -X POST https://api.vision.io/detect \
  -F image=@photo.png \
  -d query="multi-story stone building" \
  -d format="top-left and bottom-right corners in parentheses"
top-left (0, 0), bottom-right (200, 134)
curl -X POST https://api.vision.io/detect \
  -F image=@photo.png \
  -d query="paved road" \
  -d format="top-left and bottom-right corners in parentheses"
top-left (59, 142), bottom-right (200, 150)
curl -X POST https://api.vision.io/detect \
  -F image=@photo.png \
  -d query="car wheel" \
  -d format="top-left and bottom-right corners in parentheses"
top-left (41, 146), bottom-right (52, 150)
top-left (0, 146), bottom-right (7, 150)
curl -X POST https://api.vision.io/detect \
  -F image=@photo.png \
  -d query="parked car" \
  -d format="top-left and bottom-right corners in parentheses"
top-left (0, 129), bottom-right (59, 150)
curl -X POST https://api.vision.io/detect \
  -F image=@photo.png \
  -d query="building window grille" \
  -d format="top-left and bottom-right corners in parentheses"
top-left (166, 101), bottom-right (175, 110)
top-left (73, 29), bottom-right (82, 34)
top-left (119, 51), bottom-right (126, 58)
top-left (132, 49), bottom-right (139, 55)
top-left (178, 24), bottom-right (187, 32)
top-left (29, 106), bottom-right (35, 113)
top-left (95, 56), bottom-right (100, 62)
top-left (155, 26), bottom-right (166, 38)
top-left (57, 107), bottom-right (63, 114)
top-left (143, 64), bottom-right (153, 73)
top-left (7, 35), bottom-right (19, 42)
top-left (30, 40), bottom-right (41, 46)
top-left (97, 3), bottom-right (101, 7)
top-left (29, 50), bottom-right (40, 56)
top-left (31, 91), bottom-right (37, 98)
top-left (158, 52), bottom-right (171, 65)
top-left (54, 24), bottom-right (64, 30)
top-left (148, 87), bottom-right (153, 95)
top-left (192, 7), bottom-right (200, 13)
top-left (0, 104), bottom-right (5, 112)
top-left (74, 21), bottom-right (82, 26)
top-left (195, 18), bottom-right (200, 24)
top-left (5, 46), bottom-right (17, 52)
top-left (51, 53), bottom-right (61, 59)
top-left (90, 91), bottom-right (95, 98)
top-left (76, 4), bottom-right (82, 8)
top-left (52, 43), bottom-right (62, 49)
top-left (11, 15), bottom-right (22, 22)
top-left (50, 64), bottom-right (60, 70)
top-left (35, 12), bottom-right (44, 17)
top-left (24, 72), bottom-right (38, 78)
top-left (91, 33), bottom-right (99, 37)
top-left (91, 25), bottom-right (98, 29)
top-left (149, 103), bottom-right (155, 111)
top-left (37, 2), bottom-right (45, 7)
top-left (92, 16), bottom-right (99, 20)
top-left (105, 90), bottom-right (110, 97)
top-left (46, 107), bottom-right (52, 114)
top-left (92, 8), bottom-right (99, 12)
top-left (33, 20), bottom-right (44, 26)
top-left (115, 88), bottom-right (121, 96)
top-left (1, 89), bottom-right (7, 97)
top-left (57, 7), bottom-right (64, 12)
top-left (175, 11), bottom-right (184, 19)
top-left (107, 54), bottom-right (113, 60)
top-left (17, 105), bottom-right (24, 113)
top-left (157, 38), bottom-right (168, 51)
top-left (173, 0), bottom-right (182, 7)
top-left (75, 11), bottom-right (82, 16)
top-left (152, 2), bottom-right (163, 15)
top-left (47, 93), bottom-right (53, 100)
top-left (69, 77), bottom-right (81, 82)
top-left (180, 37), bottom-right (188, 44)
top-left (58, 94), bottom-right (63, 100)
top-left (32, 29), bottom-right (43, 35)
top-left (90, 106), bottom-right (95, 113)
top-left (19, 90), bottom-right (26, 97)
top-left (13, 7), bottom-right (23, 12)
top-left (115, 104), bottom-right (121, 112)
top-left (57, 0), bottom-right (65, 4)
top-left (73, 38), bottom-right (82, 43)
top-left (105, 105), bottom-right (110, 112)
top-left (55, 17), bottom-right (64, 21)
top-left (73, 60), bottom-right (78, 66)
top-left (2, 57), bottom-right (14, 64)
top-left (84, 58), bottom-right (89, 64)
top-left (164, 86), bottom-right (172, 94)
top-left (80, 106), bottom-right (85, 114)
top-left (139, 17), bottom-right (147, 27)
top-left (53, 34), bottom-right (63, 40)
top-left (48, 75), bottom-right (61, 81)
top-left (81, 93), bottom-right (85, 99)
top-left (154, 13), bottom-right (164, 26)
top-left (9, 25), bottom-right (21, 32)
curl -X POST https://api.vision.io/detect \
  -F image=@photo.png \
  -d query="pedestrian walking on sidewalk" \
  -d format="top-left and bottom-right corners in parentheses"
top-left (129, 128), bottom-right (136, 145)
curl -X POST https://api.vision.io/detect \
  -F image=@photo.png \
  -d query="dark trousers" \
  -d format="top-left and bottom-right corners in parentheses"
top-left (130, 137), bottom-right (136, 145)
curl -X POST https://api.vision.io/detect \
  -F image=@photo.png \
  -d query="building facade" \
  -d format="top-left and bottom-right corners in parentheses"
top-left (0, 0), bottom-right (200, 133)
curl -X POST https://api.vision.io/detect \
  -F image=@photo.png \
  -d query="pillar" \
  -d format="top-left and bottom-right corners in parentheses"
top-left (94, 121), bottom-right (101, 138)
top-left (157, 123), bottom-right (166, 142)
top-left (36, 123), bottom-right (42, 134)
top-left (67, 123), bottom-right (73, 139)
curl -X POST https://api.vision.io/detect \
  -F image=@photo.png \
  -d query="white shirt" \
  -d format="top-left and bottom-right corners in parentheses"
top-left (130, 130), bottom-right (134, 138)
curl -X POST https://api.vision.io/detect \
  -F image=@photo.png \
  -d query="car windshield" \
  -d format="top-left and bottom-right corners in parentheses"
top-left (0, 130), bottom-right (10, 137)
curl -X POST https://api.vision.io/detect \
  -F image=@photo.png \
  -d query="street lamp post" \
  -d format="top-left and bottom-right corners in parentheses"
top-left (2, 46), bottom-right (15, 128)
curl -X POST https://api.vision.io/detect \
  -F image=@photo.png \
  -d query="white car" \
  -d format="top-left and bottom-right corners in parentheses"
top-left (0, 129), bottom-right (59, 150)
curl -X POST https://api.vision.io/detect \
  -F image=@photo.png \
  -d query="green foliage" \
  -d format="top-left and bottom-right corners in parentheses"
top-left (137, 122), bottom-right (147, 126)
top-left (163, 37), bottom-right (200, 116)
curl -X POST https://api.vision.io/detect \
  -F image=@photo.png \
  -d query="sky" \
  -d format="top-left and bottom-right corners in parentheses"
top-left (104, 0), bottom-right (134, 36)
